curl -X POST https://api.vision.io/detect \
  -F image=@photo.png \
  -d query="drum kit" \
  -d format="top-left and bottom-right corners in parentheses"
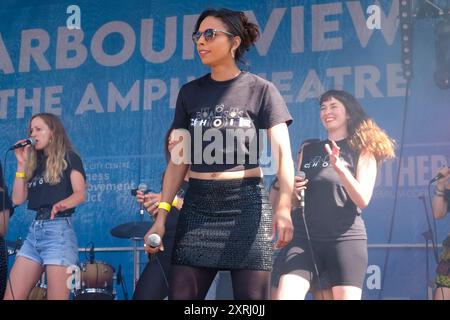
top-left (6, 218), bottom-right (151, 300)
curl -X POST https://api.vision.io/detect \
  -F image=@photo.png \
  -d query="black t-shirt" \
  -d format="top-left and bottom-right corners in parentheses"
top-left (0, 190), bottom-right (14, 217)
top-left (298, 139), bottom-right (367, 241)
top-left (27, 150), bottom-right (86, 211)
top-left (171, 71), bottom-right (293, 172)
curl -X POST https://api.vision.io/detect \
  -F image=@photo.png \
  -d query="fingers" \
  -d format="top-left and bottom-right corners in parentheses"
top-left (275, 223), bottom-right (293, 249)
top-left (144, 239), bottom-right (164, 253)
top-left (144, 200), bottom-right (159, 210)
top-left (144, 244), bottom-right (160, 254)
top-left (331, 140), bottom-right (340, 150)
top-left (324, 143), bottom-right (332, 156)
top-left (325, 141), bottom-right (340, 156)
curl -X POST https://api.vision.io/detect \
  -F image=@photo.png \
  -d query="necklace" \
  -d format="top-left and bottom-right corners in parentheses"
top-left (232, 70), bottom-right (242, 78)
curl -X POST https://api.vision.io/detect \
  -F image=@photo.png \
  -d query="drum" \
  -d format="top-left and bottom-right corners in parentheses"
top-left (73, 261), bottom-right (115, 300)
top-left (28, 285), bottom-right (47, 300)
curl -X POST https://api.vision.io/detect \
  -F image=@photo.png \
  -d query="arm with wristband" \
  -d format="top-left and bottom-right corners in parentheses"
top-left (12, 161), bottom-right (28, 206)
top-left (144, 160), bottom-right (189, 254)
top-left (432, 166), bottom-right (450, 220)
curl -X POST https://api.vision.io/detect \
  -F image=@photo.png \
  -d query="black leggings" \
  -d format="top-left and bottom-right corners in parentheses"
top-left (169, 265), bottom-right (270, 300)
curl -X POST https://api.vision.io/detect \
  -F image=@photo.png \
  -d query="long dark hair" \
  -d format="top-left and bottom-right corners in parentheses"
top-left (194, 8), bottom-right (260, 63)
top-left (320, 90), bottom-right (395, 163)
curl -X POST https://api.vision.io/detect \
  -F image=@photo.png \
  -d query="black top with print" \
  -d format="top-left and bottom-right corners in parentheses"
top-left (171, 71), bottom-right (292, 172)
top-left (27, 150), bottom-right (86, 211)
top-left (298, 139), bottom-right (367, 241)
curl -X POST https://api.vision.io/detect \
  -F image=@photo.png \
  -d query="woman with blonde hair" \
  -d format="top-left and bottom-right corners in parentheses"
top-left (4, 113), bottom-right (86, 300)
top-left (274, 90), bottom-right (395, 300)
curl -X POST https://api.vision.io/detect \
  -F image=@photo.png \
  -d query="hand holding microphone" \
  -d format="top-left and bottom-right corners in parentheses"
top-left (144, 224), bottom-right (165, 255)
top-left (12, 138), bottom-right (36, 164)
top-left (9, 138), bottom-right (36, 151)
top-left (146, 234), bottom-right (161, 248)
top-left (294, 170), bottom-right (308, 209)
top-left (137, 183), bottom-right (148, 216)
top-left (430, 166), bottom-right (449, 185)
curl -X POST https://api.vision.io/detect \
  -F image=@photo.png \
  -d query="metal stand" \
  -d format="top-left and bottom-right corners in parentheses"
top-left (419, 194), bottom-right (438, 300)
top-left (131, 237), bottom-right (141, 292)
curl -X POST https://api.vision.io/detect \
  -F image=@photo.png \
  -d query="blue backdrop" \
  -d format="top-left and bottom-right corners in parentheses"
top-left (1, 0), bottom-right (449, 299)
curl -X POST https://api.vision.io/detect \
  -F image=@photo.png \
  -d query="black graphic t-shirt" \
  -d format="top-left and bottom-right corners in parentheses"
top-left (172, 71), bottom-right (293, 172)
top-left (27, 150), bottom-right (86, 211)
top-left (298, 139), bottom-right (367, 241)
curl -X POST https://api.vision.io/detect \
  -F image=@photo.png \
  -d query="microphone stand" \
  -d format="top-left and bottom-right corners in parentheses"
top-left (418, 193), bottom-right (438, 300)
top-left (117, 265), bottom-right (129, 300)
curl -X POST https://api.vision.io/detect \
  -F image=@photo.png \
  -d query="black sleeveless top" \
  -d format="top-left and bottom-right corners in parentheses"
top-left (298, 138), bottom-right (367, 241)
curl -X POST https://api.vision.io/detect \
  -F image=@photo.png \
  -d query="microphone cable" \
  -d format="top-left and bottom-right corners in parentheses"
top-left (377, 79), bottom-right (411, 300)
top-left (299, 202), bottom-right (324, 300)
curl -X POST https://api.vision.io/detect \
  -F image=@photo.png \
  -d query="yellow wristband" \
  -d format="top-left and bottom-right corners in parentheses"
top-left (172, 196), bottom-right (178, 207)
top-left (15, 171), bottom-right (26, 178)
top-left (158, 202), bottom-right (172, 212)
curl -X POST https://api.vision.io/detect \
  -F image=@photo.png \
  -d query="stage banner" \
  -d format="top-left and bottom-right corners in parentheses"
top-left (1, 0), bottom-right (449, 299)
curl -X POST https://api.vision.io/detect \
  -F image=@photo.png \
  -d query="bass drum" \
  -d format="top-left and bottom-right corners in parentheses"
top-left (73, 261), bottom-right (115, 300)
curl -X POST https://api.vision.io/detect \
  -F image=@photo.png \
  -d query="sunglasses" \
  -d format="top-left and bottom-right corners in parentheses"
top-left (192, 28), bottom-right (235, 43)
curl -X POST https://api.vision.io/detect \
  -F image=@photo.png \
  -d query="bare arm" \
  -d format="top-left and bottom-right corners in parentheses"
top-left (144, 129), bottom-right (190, 253)
top-left (50, 170), bottom-right (86, 219)
top-left (12, 143), bottom-right (31, 205)
top-left (431, 167), bottom-right (449, 220)
top-left (326, 141), bottom-right (377, 209)
top-left (268, 123), bottom-right (295, 248)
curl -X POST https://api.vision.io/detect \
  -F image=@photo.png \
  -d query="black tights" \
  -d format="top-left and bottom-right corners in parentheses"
top-left (169, 265), bottom-right (270, 300)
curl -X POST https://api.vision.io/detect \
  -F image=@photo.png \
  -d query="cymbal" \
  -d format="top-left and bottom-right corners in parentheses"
top-left (110, 221), bottom-right (152, 239)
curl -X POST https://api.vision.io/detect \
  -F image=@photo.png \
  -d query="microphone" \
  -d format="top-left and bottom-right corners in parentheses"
top-left (116, 265), bottom-right (122, 285)
top-left (430, 172), bottom-right (445, 184)
top-left (9, 138), bottom-right (36, 150)
top-left (89, 243), bottom-right (95, 264)
top-left (146, 234), bottom-right (161, 248)
top-left (138, 182), bottom-right (148, 216)
top-left (298, 171), bottom-right (306, 210)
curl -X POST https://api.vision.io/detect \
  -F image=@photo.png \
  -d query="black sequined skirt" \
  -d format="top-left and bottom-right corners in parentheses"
top-left (172, 177), bottom-right (273, 271)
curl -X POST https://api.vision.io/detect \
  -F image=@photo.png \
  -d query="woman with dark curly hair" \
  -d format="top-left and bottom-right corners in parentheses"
top-left (273, 90), bottom-right (395, 300)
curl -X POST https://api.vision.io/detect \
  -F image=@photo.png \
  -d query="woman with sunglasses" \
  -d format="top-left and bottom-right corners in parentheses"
top-left (144, 8), bottom-right (294, 300)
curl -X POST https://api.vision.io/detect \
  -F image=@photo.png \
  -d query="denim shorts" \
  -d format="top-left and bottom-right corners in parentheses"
top-left (17, 217), bottom-right (79, 267)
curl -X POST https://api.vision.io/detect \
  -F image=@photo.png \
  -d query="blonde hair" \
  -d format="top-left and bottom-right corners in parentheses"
top-left (320, 90), bottom-right (395, 163)
top-left (25, 113), bottom-right (74, 185)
